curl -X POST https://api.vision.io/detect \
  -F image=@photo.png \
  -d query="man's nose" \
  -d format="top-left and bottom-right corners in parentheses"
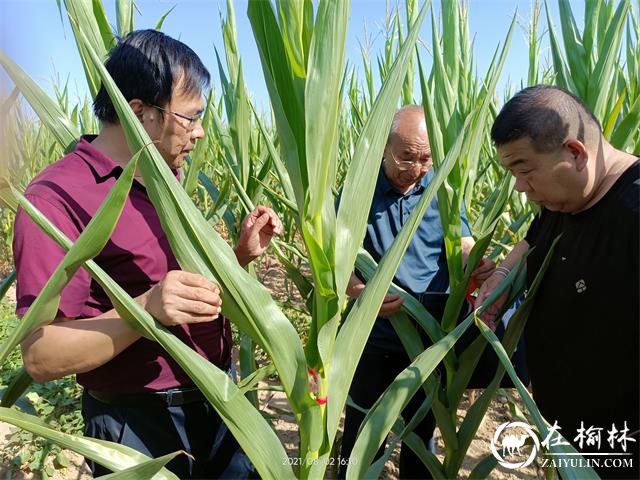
top-left (191, 120), bottom-right (206, 139)
top-left (514, 176), bottom-right (531, 193)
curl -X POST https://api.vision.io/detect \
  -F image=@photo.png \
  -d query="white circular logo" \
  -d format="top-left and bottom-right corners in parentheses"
top-left (491, 421), bottom-right (540, 469)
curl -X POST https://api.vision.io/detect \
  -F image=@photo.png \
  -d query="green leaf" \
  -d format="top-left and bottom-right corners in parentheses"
top-left (154, 5), bottom-right (176, 31)
top-left (346, 317), bottom-right (474, 478)
top-left (587, 0), bottom-right (630, 120)
top-left (248, 0), bottom-right (307, 211)
top-left (0, 407), bottom-right (178, 479)
top-left (468, 454), bottom-right (499, 479)
top-left (96, 451), bottom-right (186, 479)
top-left (63, 0), bottom-right (111, 98)
top-left (0, 270), bottom-right (16, 302)
top-left (115, 0), bottom-right (135, 38)
top-left (0, 49), bottom-right (80, 152)
top-left (611, 91), bottom-right (640, 151)
top-left (0, 368), bottom-right (34, 410)
top-left (55, 451), bottom-right (70, 468)
top-left (183, 90), bottom-right (214, 196)
top-left (277, 0), bottom-right (308, 78)
top-left (304, 0), bottom-right (350, 220)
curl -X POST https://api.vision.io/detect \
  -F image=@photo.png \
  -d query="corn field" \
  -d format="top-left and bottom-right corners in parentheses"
top-left (0, 0), bottom-right (638, 479)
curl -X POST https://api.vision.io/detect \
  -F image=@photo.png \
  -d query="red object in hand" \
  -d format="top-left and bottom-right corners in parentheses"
top-left (466, 278), bottom-right (478, 308)
top-left (465, 259), bottom-right (485, 308)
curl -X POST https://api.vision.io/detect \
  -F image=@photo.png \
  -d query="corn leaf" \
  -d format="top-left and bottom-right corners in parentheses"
top-left (304, 0), bottom-right (349, 219)
top-left (346, 316), bottom-right (473, 479)
top-left (0, 407), bottom-right (178, 479)
top-left (0, 270), bottom-right (15, 302)
top-left (0, 367), bottom-right (33, 410)
top-left (0, 49), bottom-right (80, 152)
top-left (63, 0), bottom-right (110, 98)
top-left (115, 0), bottom-right (135, 38)
top-left (277, 0), bottom-right (307, 78)
top-left (154, 5), bottom-right (176, 31)
top-left (96, 451), bottom-right (186, 479)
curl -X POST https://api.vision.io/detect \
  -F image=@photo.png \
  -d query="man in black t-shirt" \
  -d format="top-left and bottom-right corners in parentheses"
top-left (477, 85), bottom-right (639, 479)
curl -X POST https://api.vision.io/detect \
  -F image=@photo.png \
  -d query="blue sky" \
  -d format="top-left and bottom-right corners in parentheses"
top-left (0, 0), bottom-right (585, 113)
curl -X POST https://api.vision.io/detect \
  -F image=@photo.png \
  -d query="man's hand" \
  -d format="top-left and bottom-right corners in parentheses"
top-left (346, 273), bottom-right (404, 318)
top-left (143, 271), bottom-right (222, 326)
top-left (475, 271), bottom-right (510, 331)
top-left (471, 258), bottom-right (496, 286)
top-left (234, 206), bottom-right (284, 266)
top-left (378, 293), bottom-right (404, 318)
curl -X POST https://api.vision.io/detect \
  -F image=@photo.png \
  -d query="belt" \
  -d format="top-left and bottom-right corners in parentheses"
top-left (87, 387), bottom-right (206, 408)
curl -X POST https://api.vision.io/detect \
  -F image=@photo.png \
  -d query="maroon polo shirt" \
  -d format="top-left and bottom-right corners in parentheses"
top-left (13, 136), bottom-right (232, 392)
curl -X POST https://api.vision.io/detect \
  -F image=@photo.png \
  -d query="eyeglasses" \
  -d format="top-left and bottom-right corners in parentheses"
top-left (151, 104), bottom-right (202, 130)
top-left (385, 147), bottom-right (433, 171)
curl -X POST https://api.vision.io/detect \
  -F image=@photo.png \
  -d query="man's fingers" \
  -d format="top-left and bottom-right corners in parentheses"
top-left (178, 286), bottom-right (222, 307)
top-left (383, 293), bottom-right (402, 303)
top-left (251, 206), bottom-right (283, 235)
top-left (251, 213), bottom-right (271, 233)
top-left (174, 271), bottom-right (219, 292)
top-left (176, 299), bottom-right (221, 318)
top-left (380, 295), bottom-right (404, 312)
top-left (474, 270), bottom-right (495, 282)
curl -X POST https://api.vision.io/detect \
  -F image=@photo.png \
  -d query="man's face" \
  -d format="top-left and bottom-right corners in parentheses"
top-left (498, 137), bottom-right (587, 213)
top-left (143, 86), bottom-right (205, 170)
top-left (383, 125), bottom-right (432, 193)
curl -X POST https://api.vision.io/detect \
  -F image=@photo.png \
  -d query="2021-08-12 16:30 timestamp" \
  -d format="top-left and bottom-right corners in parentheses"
top-left (281, 456), bottom-right (357, 466)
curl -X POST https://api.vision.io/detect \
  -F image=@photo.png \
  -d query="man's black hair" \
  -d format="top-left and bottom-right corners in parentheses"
top-left (93, 29), bottom-right (210, 123)
top-left (491, 85), bottom-right (602, 152)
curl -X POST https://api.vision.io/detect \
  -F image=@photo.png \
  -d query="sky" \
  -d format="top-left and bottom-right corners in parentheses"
top-left (0, 0), bottom-right (586, 113)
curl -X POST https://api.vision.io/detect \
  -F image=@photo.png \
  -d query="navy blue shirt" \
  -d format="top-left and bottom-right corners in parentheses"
top-left (359, 165), bottom-right (471, 353)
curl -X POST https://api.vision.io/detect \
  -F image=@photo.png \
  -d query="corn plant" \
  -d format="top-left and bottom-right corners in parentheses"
top-left (544, 0), bottom-right (640, 152)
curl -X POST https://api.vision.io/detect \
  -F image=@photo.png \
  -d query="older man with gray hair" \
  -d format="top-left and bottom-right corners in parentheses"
top-left (339, 105), bottom-right (494, 478)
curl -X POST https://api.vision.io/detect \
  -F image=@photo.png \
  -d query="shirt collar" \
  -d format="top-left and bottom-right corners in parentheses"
top-left (74, 134), bottom-right (180, 181)
top-left (74, 135), bottom-right (121, 179)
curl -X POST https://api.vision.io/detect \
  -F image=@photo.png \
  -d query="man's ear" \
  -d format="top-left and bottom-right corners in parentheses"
top-left (564, 139), bottom-right (589, 172)
top-left (129, 99), bottom-right (146, 122)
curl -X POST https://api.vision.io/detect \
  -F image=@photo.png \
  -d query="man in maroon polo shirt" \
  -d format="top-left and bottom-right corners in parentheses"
top-left (13, 30), bottom-right (281, 478)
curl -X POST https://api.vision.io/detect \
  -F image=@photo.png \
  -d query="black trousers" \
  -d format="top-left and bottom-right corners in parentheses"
top-left (82, 389), bottom-right (255, 478)
top-left (339, 344), bottom-right (437, 479)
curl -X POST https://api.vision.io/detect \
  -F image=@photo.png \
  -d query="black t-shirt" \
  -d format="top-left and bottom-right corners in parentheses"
top-left (525, 160), bottom-right (639, 456)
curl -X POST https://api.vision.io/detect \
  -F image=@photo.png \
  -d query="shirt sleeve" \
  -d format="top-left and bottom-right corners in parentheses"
top-left (525, 209), bottom-right (545, 246)
top-left (13, 193), bottom-right (91, 319)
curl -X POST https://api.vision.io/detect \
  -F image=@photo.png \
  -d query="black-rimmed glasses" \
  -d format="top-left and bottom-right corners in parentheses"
top-left (151, 104), bottom-right (202, 130)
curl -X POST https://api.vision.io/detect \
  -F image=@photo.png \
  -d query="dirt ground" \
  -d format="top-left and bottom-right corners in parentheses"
top-left (0, 266), bottom-right (544, 479)
top-left (257, 384), bottom-right (542, 480)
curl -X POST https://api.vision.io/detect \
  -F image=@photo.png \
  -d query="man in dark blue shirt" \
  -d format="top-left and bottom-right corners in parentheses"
top-left (339, 106), bottom-right (494, 478)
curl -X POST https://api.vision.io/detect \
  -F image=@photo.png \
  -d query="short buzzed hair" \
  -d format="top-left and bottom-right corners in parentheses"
top-left (387, 105), bottom-right (426, 145)
top-left (491, 85), bottom-right (602, 153)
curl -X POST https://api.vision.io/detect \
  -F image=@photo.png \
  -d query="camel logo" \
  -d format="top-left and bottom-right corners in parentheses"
top-left (491, 421), bottom-right (541, 469)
